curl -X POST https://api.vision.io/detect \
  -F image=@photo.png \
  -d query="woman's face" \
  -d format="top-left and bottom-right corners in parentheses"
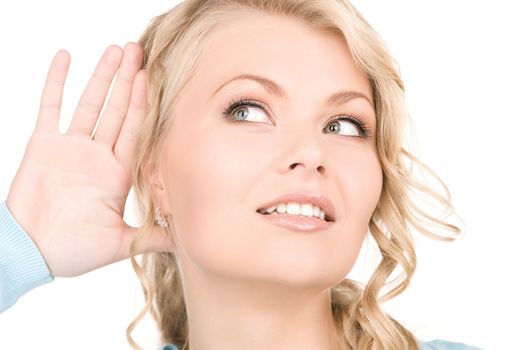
top-left (155, 14), bottom-right (382, 290)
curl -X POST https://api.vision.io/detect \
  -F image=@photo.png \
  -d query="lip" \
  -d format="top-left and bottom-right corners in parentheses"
top-left (258, 211), bottom-right (333, 232)
top-left (256, 191), bottom-right (336, 222)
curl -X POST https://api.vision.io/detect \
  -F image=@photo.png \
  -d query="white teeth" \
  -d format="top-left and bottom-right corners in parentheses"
top-left (300, 203), bottom-right (314, 216)
top-left (264, 205), bottom-right (276, 213)
top-left (286, 202), bottom-right (301, 215)
top-left (261, 202), bottom-right (328, 221)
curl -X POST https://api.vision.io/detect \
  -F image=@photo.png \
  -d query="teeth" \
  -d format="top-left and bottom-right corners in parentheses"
top-left (265, 205), bottom-right (277, 213)
top-left (298, 203), bottom-right (313, 216)
top-left (286, 202), bottom-right (301, 215)
top-left (261, 202), bottom-right (328, 221)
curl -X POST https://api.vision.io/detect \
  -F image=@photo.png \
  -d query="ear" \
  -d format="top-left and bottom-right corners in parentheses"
top-left (146, 161), bottom-right (172, 216)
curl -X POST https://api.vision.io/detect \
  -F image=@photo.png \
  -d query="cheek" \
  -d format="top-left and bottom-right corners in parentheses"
top-left (335, 141), bottom-right (382, 215)
top-left (330, 147), bottom-right (383, 271)
top-left (346, 148), bottom-right (383, 223)
top-left (162, 122), bottom-right (270, 273)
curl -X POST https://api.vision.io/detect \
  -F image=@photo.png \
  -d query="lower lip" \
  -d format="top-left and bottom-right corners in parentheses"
top-left (257, 211), bottom-right (334, 232)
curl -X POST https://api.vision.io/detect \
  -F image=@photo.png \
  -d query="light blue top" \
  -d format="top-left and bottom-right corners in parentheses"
top-left (0, 199), bottom-right (482, 350)
top-left (159, 340), bottom-right (483, 350)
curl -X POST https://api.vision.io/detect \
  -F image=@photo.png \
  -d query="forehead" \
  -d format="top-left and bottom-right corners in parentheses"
top-left (191, 14), bottom-right (373, 103)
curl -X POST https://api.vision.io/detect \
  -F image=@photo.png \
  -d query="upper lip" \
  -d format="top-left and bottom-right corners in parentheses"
top-left (256, 191), bottom-right (336, 222)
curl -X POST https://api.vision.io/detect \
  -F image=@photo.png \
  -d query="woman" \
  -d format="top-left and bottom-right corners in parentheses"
top-left (0, 0), bottom-right (483, 349)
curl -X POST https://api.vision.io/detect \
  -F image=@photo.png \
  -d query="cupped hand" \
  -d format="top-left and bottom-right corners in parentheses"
top-left (5, 43), bottom-right (175, 278)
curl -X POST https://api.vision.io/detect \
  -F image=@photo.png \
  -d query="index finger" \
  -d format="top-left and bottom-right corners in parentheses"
top-left (34, 49), bottom-right (70, 134)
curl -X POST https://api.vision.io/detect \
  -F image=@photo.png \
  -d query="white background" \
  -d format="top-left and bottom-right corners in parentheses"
top-left (0, 1), bottom-right (523, 349)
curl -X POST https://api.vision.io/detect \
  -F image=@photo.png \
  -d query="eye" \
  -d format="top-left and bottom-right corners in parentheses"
top-left (222, 96), bottom-right (372, 139)
top-left (324, 116), bottom-right (371, 138)
top-left (222, 97), bottom-right (272, 124)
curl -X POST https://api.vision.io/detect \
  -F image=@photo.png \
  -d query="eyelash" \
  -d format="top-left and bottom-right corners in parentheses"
top-left (221, 96), bottom-right (372, 139)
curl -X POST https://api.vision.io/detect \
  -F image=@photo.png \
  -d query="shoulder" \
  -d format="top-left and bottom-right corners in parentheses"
top-left (418, 338), bottom-right (484, 350)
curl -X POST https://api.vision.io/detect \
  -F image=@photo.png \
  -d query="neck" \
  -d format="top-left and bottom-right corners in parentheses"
top-left (181, 269), bottom-right (347, 350)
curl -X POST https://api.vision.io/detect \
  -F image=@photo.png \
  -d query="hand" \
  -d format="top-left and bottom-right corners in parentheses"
top-left (5, 43), bottom-right (175, 278)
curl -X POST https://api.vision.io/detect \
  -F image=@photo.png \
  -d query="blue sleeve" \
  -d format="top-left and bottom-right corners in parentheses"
top-left (161, 339), bottom-right (484, 350)
top-left (418, 338), bottom-right (484, 350)
top-left (0, 199), bottom-right (54, 313)
top-left (161, 339), bottom-right (483, 350)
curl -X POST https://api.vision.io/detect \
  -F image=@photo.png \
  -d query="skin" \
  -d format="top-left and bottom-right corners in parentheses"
top-left (150, 14), bottom-right (383, 350)
top-left (6, 43), bottom-right (177, 278)
top-left (5, 9), bottom-right (381, 350)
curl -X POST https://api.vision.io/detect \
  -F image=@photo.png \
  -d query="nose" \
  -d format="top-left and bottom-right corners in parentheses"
top-left (289, 161), bottom-right (326, 176)
top-left (279, 126), bottom-right (327, 178)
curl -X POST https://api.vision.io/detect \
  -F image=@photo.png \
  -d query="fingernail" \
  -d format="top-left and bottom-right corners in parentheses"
top-left (106, 46), bottom-right (122, 63)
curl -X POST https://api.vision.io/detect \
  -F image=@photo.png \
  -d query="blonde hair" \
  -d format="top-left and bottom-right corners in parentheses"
top-left (126, 1), bottom-right (463, 349)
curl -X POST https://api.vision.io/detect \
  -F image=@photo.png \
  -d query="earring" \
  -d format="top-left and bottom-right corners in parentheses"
top-left (154, 205), bottom-right (169, 228)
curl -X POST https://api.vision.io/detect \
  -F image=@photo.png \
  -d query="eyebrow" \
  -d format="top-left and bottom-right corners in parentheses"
top-left (211, 73), bottom-right (374, 109)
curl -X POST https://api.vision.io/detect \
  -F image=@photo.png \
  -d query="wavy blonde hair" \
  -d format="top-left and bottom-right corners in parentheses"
top-left (126, 0), bottom-right (463, 349)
